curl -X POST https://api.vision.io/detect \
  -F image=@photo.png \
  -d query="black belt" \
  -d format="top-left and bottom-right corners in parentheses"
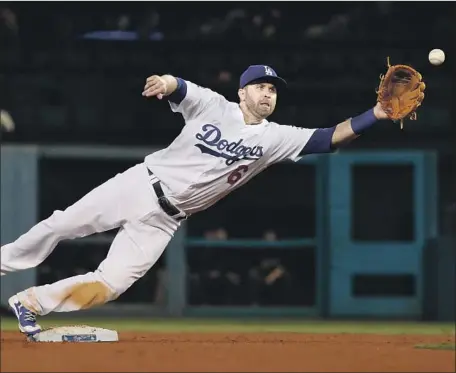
top-left (147, 169), bottom-right (186, 221)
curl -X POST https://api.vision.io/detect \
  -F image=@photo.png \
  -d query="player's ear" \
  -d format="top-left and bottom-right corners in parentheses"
top-left (238, 88), bottom-right (245, 102)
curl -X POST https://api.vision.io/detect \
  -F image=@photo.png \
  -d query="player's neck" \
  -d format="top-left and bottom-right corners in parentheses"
top-left (239, 103), bottom-right (263, 125)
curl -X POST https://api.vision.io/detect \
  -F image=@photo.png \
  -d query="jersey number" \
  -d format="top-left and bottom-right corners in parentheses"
top-left (227, 165), bottom-right (249, 186)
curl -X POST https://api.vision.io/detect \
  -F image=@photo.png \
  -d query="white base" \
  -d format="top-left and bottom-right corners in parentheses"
top-left (29, 325), bottom-right (119, 343)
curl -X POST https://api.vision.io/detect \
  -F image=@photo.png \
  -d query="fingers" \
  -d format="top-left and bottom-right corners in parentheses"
top-left (142, 81), bottom-right (162, 97)
top-left (144, 75), bottom-right (161, 89)
top-left (143, 85), bottom-right (164, 98)
top-left (142, 75), bottom-right (166, 98)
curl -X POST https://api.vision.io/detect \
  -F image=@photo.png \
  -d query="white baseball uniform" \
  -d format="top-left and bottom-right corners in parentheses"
top-left (1, 78), bottom-right (333, 315)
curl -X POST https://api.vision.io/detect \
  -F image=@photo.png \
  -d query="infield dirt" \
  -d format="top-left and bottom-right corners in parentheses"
top-left (1, 331), bottom-right (455, 372)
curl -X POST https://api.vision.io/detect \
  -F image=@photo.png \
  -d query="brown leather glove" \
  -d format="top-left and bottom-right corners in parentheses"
top-left (376, 57), bottom-right (426, 129)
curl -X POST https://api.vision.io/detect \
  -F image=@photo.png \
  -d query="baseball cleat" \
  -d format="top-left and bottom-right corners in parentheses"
top-left (8, 295), bottom-right (42, 335)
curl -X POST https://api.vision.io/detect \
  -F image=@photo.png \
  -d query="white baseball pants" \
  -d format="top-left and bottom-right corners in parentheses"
top-left (1, 163), bottom-right (180, 315)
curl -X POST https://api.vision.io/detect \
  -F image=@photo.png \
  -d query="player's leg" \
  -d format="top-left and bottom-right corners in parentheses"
top-left (1, 163), bottom-right (153, 275)
top-left (8, 218), bottom-right (175, 334)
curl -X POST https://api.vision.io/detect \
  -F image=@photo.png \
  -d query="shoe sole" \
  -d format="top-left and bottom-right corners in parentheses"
top-left (8, 295), bottom-right (41, 336)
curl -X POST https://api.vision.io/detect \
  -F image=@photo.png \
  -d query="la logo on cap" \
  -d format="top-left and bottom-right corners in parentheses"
top-left (264, 66), bottom-right (274, 76)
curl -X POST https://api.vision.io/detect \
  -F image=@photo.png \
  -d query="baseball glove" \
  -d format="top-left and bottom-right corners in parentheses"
top-left (376, 57), bottom-right (426, 129)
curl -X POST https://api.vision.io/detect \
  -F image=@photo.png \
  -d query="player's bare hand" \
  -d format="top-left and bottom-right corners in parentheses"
top-left (142, 75), bottom-right (167, 100)
top-left (373, 102), bottom-right (389, 120)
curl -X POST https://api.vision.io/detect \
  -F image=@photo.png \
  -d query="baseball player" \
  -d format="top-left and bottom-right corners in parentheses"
top-left (1, 65), bottom-right (388, 335)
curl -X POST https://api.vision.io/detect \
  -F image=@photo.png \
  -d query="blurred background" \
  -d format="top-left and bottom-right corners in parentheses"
top-left (1, 2), bottom-right (454, 321)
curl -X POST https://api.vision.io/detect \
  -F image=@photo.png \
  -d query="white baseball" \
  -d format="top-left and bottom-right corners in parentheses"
top-left (428, 49), bottom-right (445, 66)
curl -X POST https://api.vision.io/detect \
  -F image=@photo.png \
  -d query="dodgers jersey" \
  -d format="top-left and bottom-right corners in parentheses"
top-left (145, 80), bottom-right (332, 215)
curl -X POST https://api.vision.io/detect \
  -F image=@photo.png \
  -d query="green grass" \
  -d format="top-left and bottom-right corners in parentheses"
top-left (415, 342), bottom-right (456, 350)
top-left (1, 317), bottom-right (455, 335)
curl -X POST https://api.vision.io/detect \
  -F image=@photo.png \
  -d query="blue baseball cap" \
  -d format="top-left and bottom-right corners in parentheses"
top-left (239, 65), bottom-right (287, 90)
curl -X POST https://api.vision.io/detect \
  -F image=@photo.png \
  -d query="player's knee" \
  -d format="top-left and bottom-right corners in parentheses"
top-left (95, 268), bottom-right (139, 297)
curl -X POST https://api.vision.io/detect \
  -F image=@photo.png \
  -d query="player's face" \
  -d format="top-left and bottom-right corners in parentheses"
top-left (241, 82), bottom-right (277, 118)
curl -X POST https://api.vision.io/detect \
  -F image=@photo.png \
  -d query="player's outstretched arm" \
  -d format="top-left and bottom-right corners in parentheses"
top-left (277, 102), bottom-right (390, 163)
top-left (142, 74), bottom-right (225, 121)
top-left (330, 102), bottom-right (388, 148)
